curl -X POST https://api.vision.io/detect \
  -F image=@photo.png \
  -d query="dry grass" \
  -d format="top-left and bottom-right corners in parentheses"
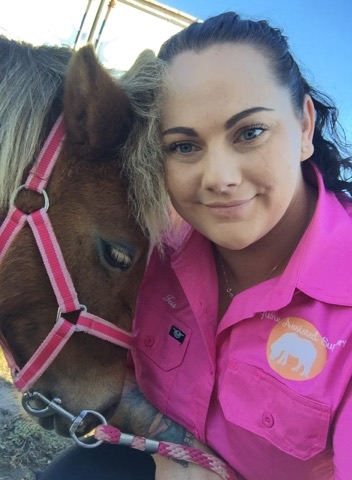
top-left (0, 350), bottom-right (71, 480)
top-left (0, 349), bottom-right (11, 381)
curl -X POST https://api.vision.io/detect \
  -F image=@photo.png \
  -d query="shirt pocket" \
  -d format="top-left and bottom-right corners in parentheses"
top-left (136, 313), bottom-right (192, 371)
top-left (219, 359), bottom-right (331, 460)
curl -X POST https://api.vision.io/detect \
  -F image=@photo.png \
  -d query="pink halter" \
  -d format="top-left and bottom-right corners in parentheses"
top-left (0, 115), bottom-right (237, 479)
top-left (0, 114), bottom-right (135, 392)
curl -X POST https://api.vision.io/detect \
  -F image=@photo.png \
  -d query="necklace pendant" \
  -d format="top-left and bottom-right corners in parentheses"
top-left (226, 287), bottom-right (234, 299)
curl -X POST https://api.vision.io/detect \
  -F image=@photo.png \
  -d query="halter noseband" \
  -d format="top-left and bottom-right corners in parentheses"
top-left (0, 114), bottom-right (135, 392)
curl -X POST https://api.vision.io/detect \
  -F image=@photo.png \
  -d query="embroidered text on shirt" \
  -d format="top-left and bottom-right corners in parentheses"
top-left (163, 294), bottom-right (176, 308)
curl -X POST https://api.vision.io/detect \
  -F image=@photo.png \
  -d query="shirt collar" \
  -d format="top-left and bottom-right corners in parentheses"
top-left (286, 163), bottom-right (352, 306)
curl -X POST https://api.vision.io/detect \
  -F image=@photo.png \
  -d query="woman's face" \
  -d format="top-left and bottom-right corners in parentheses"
top-left (161, 43), bottom-right (315, 250)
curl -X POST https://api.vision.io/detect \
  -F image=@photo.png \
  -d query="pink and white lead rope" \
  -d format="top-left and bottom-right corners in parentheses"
top-left (95, 424), bottom-right (238, 480)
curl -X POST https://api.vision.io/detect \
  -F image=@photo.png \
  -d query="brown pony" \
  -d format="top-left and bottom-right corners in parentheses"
top-left (0, 37), bottom-right (167, 437)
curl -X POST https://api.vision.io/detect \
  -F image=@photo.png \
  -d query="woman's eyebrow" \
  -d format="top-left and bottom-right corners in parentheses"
top-left (162, 107), bottom-right (274, 137)
top-left (162, 126), bottom-right (198, 137)
top-left (225, 107), bottom-right (274, 130)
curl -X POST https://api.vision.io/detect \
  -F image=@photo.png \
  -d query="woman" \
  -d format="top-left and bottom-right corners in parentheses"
top-left (39, 11), bottom-right (352, 480)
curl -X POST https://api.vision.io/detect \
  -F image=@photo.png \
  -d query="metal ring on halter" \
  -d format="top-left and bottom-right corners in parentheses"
top-left (10, 185), bottom-right (50, 212)
top-left (56, 304), bottom-right (87, 323)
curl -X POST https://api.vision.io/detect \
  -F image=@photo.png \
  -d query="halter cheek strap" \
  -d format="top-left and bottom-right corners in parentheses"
top-left (0, 114), bottom-right (135, 392)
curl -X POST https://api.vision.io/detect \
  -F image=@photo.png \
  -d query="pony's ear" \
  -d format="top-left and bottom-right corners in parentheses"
top-left (63, 44), bottom-right (133, 154)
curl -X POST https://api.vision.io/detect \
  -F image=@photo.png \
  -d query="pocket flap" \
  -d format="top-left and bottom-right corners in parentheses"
top-left (219, 360), bottom-right (331, 460)
top-left (136, 314), bottom-right (192, 371)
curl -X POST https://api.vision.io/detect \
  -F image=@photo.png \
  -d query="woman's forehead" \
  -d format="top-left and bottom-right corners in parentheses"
top-left (165, 43), bottom-right (273, 88)
top-left (161, 44), bottom-right (288, 126)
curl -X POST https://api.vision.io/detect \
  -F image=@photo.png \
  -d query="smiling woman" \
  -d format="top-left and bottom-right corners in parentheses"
top-left (128, 11), bottom-right (352, 480)
top-left (39, 10), bottom-right (352, 480)
top-left (162, 43), bottom-right (316, 256)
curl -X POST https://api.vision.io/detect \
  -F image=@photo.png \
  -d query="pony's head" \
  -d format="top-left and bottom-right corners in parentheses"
top-left (0, 38), bottom-right (166, 436)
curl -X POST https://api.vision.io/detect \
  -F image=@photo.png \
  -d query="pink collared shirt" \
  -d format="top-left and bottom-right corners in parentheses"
top-left (132, 165), bottom-right (352, 479)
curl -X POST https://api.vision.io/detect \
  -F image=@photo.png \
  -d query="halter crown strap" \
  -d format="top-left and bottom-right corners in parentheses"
top-left (25, 114), bottom-right (65, 192)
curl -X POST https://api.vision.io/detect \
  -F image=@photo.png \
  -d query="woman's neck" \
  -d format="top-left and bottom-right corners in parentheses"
top-left (215, 182), bottom-right (317, 300)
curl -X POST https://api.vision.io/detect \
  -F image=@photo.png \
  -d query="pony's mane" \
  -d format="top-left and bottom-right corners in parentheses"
top-left (0, 36), bottom-right (169, 246)
top-left (0, 36), bottom-right (71, 211)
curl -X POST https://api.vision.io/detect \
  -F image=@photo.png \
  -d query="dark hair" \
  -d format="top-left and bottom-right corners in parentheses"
top-left (158, 12), bottom-right (352, 194)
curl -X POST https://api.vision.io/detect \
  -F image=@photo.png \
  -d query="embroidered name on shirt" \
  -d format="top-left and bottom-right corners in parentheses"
top-left (169, 326), bottom-right (186, 344)
top-left (163, 294), bottom-right (176, 308)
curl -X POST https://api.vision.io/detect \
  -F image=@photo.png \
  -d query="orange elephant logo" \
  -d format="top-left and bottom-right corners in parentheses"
top-left (267, 317), bottom-right (327, 381)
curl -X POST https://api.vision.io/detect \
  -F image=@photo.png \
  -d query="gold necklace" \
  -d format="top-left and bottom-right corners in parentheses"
top-left (217, 249), bottom-right (293, 299)
top-left (218, 254), bottom-right (235, 298)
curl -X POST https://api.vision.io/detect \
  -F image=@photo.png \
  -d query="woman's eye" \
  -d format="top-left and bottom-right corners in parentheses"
top-left (177, 143), bottom-right (193, 154)
top-left (239, 126), bottom-right (266, 142)
top-left (165, 142), bottom-right (199, 155)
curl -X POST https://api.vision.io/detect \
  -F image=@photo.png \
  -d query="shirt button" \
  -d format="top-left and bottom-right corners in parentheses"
top-left (262, 412), bottom-right (274, 428)
top-left (144, 336), bottom-right (154, 347)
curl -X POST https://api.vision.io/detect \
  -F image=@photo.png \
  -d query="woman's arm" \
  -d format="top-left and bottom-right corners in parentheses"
top-left (109, 368), bottom-right (232, 479)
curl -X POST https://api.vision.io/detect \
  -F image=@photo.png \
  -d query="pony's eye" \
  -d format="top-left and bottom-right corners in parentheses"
top-left (101, 240), bottom-right (132, 270)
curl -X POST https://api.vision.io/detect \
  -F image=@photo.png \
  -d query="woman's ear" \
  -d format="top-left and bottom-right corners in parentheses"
top-left (300, 94), bottom-right (315, 162)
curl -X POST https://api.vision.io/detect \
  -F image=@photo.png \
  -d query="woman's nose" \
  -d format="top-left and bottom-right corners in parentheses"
top-left (201, 148), bottom-right (242, 193)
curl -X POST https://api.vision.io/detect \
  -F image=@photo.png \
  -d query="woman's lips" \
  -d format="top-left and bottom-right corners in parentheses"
top-left (205, 198), bottom-right (253, 217)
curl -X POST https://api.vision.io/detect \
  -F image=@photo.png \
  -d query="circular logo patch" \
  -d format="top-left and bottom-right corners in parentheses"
top-left (266, 317), bottom-right (327, 381)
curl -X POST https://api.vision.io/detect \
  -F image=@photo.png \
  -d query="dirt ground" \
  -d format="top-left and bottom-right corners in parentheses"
top-left (0, 351), bottom-right (71, 480)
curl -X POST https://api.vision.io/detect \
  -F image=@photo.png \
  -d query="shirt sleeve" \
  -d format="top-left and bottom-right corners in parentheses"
top-left (333, 379), bottom-right (352, 478)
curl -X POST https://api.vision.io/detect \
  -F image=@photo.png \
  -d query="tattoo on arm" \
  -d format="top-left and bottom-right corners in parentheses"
top-left (116, 386), bottom-right (195, 467)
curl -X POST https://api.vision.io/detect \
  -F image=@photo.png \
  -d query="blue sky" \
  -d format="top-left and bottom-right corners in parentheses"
top-left (166, 0), bottom-right (352, 142)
